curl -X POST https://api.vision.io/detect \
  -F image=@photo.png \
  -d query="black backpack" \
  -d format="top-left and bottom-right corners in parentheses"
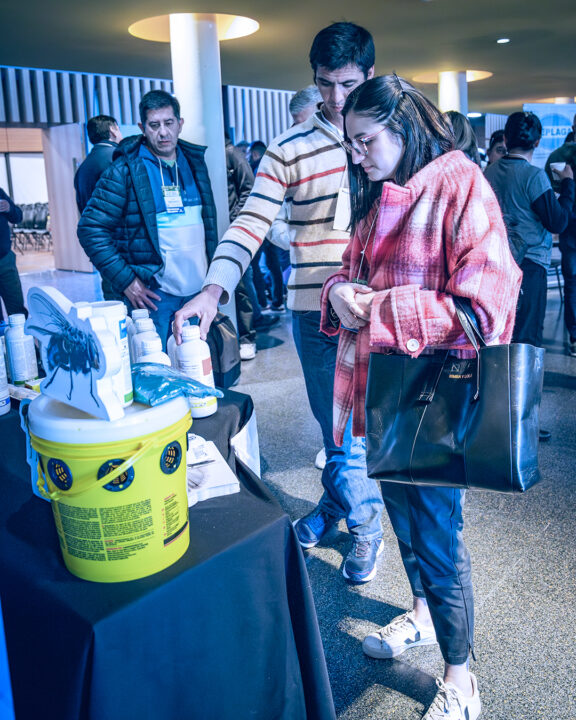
top-left (206, 312), bottom-right (241, 388)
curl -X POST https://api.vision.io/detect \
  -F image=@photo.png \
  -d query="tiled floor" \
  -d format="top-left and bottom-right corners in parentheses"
top-left (16, 255), bottom-right (576, 719)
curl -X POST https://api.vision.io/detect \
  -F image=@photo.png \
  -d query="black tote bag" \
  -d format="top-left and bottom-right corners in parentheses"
top-left (364, 302), bottom-right (545, 493)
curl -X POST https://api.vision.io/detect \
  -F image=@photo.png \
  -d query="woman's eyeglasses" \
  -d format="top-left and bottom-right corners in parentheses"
top-left (343, 127), bottom-right (387, 156)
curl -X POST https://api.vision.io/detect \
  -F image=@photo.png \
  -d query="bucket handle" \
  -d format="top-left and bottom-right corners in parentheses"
top-left (37, 439), bottom-right (156, 501)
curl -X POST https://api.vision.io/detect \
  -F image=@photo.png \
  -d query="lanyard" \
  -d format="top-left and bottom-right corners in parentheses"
top-left (158, 157), bottom-right (184, 214)
top-left (158, 157), bottom-right (179, 189)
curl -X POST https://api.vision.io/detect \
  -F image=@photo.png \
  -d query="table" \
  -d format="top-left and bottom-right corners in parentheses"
top-left (0, 394), bottom-right (336, 720)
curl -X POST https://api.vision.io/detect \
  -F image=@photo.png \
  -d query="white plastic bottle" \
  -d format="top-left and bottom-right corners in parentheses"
top-left (91, 301), bottom-right (134, 407)
top-left (5, 314), bottom-right (38, 386)
top-left (175, 325), bottom-right (217, 418)
top-left (166, 319), bottom-right (188, 366)
top-left (127, 308), bottom-right (150, 362)
top-left (0, 349), bottom-right (10, 415)
top-left (138, 337), bottom-right (171, 366)
top-left (132, 318), bottom-right (162, 363)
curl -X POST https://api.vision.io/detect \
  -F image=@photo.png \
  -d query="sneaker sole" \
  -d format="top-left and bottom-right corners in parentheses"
top-left (342, 539), bottom-right (384, 583)
top-left (362, 633), bottom-right (438, 659)
top-left (292, 519), bottom-right (321, 549)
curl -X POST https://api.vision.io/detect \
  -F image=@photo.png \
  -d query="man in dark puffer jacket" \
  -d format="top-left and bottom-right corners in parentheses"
top-left (77, 90), bottom-right (218, 346)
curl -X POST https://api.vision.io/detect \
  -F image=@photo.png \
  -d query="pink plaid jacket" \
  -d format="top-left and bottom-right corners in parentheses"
top-left (320, 151), bottom-right (522, 445)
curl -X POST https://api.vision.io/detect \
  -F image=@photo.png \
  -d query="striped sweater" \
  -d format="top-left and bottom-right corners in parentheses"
top-left (204, 111), bottom-right (350, 311)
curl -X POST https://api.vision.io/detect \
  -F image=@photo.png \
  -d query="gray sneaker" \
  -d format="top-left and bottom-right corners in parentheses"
top-left (362, 611), bottom-right (437, 659)
top-left (422, 674), bottom-right (481, 720)
top-left (342, 538), bottom-right (383, 583)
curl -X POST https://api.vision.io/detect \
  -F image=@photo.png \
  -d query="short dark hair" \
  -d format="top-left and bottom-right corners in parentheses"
top-left (309, 22), bottom-right (375, 80)
top-left (250, 140), bottom-right (267, 155)
top-left (139, 90), bottom-right (180, 125)
top-left (504, 111), bottom-right (542, 152)
top-left (488, 129), bottom-right (505, 151)
top-left (343, 75), bottom-right (454, 230)
top-left (87, 115), bottom-right (118, 145)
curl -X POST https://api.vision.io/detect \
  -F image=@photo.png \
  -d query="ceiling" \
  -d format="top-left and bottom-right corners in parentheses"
top-left (2, 0), bottom-right (575, 114)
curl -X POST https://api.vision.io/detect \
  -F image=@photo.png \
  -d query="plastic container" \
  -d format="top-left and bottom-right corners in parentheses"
top-left (27, 394), bottom-right (192, 583)
top-left (132, 318), bottom-right (161, 364)
top-left (5, 314), bottom-right (38, 386)
top-left (91, 301), bottom-right (133, 407)
top-left (0, 349), bottom-right (10, 416)
top-left (172, 325), bottom-right (217, 418)
top-left (166, 319), bottom-right (189, 367)
top-left (138, 337), bottom-right (171, 366)
top-left (127, 309), bottom-right (150, 363)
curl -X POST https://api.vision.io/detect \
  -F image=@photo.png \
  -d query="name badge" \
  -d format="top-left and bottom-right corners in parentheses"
top-left (333, 187), bottom-right (351, 231)
top-left (162, 185), bottom-right (185, 214)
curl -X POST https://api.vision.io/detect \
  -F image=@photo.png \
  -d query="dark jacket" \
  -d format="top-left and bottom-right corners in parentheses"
top-left (0, 188), bottom-right (22, 259)
top-left (545, 142), bottom-right (576, 250)
top-left (77, 135), bottom-right (218, 297)
top-left (225, 140), bottom-right (254, 222)
top-left (74, 141), bottom-right (118, 213)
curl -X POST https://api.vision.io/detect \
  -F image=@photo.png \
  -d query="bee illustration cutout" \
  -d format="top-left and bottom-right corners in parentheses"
top-left (25, 287), bottom-right (125, 420)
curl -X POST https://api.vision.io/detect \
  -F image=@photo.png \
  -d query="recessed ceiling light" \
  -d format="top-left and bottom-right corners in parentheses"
top-left (496, 38), bottom-right (510, 44)
top-left (467, 112), bottom-right (483, 118)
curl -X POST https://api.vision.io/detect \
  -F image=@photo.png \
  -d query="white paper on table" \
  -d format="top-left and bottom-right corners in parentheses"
top-left (186, 434), bottom-right (240, 507)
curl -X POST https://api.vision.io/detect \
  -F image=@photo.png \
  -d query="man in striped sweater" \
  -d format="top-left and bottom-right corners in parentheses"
top-left (174, 22), bottom-right (385, 584)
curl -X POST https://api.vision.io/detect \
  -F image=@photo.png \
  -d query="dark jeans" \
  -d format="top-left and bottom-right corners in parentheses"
top-left (512, 258), bottom-right (547, 347)
top-left (0, 250), bottom-right (26, 321)
top-left (236, 265), bottom-right (258, 345)
top-left (381, 482), bottom-right (474, 665)
top-left (253, 240), bottom-right (284, 308)
top-left (559, 235), bottom-right (576, 341)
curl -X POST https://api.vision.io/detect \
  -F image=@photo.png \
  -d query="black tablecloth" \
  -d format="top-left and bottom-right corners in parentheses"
top-left (0, 396), bottom-right (335, 720)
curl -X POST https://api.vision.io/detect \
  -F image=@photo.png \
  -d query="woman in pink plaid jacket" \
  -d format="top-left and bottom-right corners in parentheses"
top-left (320, 75), bottom-right (521, 720)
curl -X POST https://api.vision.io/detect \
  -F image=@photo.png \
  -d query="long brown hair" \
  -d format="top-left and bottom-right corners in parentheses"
top-left (343, 75), bottom-right (454, 231)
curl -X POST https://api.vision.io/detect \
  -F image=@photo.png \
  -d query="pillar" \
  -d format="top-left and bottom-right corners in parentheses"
top-left (169, 13), bottom-right (229, 241)
top-left (168, 13), bottom-right (235, 323)
top-left (438, 71), bottom-right (468, 115)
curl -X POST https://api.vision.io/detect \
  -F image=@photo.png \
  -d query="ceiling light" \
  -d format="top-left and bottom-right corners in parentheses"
top-left (413, 70), bottom-right (492, 84)
top-left (129, 13), bottom-right (259, 43)
top-left (496, 38), bottom-right (510, 44)
top-left (467, 112), bottom-right (483, 118)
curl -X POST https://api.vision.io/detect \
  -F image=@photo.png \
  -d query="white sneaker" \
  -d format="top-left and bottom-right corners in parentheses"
top-left (239, 343), bottom-right (257, 361)
top-left (362, 611), bottom-right (437, 659)
top-left (314, 448), bottom-right (326, 470)
top-left (422, 674), bottom-right (481, 720)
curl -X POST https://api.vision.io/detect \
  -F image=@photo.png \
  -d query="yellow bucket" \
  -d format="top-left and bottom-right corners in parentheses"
top-left (28, 395), bottom-right (192, 583)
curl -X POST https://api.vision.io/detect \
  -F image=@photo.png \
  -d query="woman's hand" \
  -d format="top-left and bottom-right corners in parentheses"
top-left (328, 282), bottom-right (374, 330)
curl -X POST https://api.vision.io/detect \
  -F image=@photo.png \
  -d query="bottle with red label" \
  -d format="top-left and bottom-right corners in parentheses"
top-left (174, 325), bottom-right (217, 418)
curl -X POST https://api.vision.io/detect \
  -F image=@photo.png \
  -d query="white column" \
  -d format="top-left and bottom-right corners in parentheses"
top-left (168, 13), bottom-right (235, 323)
top-left (169, 13), bottom-right (228, 239)
top-left (438, 71), bottom-right (468, 114)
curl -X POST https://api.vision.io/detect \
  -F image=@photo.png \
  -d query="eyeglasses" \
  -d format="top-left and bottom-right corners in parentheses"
top-left (342, 127), bottom-right (387, 156)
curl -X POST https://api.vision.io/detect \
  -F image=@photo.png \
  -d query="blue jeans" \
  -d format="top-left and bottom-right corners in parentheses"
top-left (381, 483), bottom-right (474, 665)
top-left (292, 311), bottom-right (383, 540)
top-left (149, 289), bottom-right (196, 350)
top-left (559, 235), bottom-right (576, 341)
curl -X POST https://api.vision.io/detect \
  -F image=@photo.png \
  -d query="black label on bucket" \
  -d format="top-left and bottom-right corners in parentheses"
top-left (48, 458), bottom-right (73, 491)
top-left (98, 459), bottom-right (135, 492)
top-left (160, 441), bottom-right (182, 474)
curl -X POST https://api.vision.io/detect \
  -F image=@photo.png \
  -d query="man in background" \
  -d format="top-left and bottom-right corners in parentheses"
top-left (74, 115), bottom-right (122, 213)
top-left (78, 90), bottom-right (218, 347)
top-left (545, 129), bottom-right (576, 355)
top-left (0, 188), bottom-right (26, 320)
